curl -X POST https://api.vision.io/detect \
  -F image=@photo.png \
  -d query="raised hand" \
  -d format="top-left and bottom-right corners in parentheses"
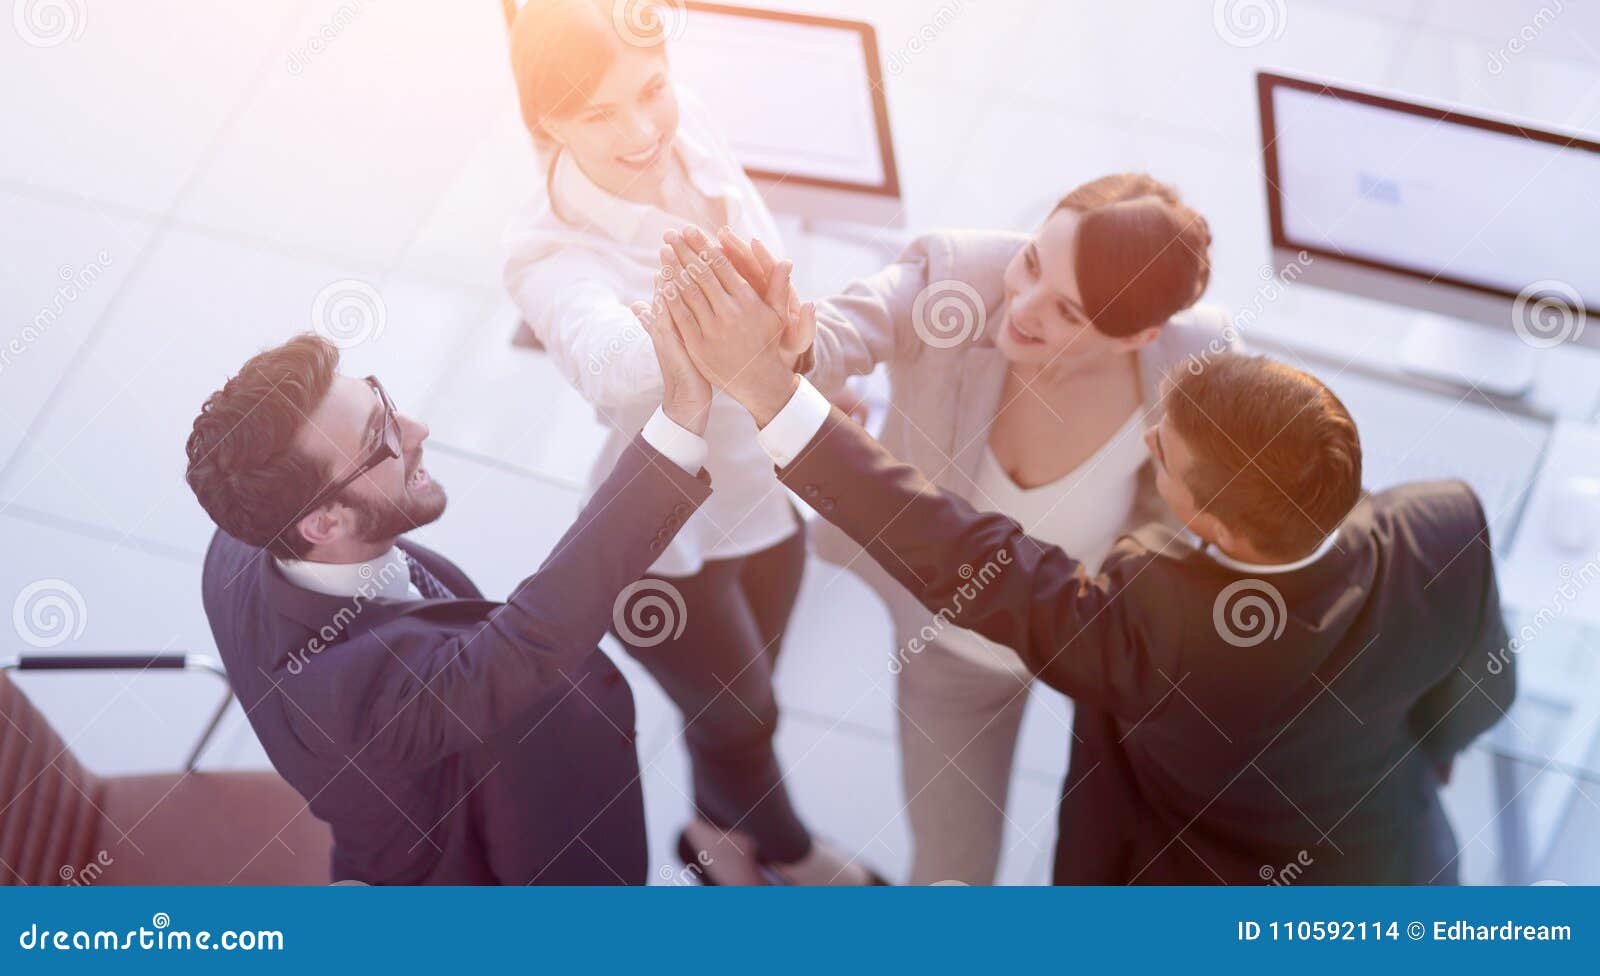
top-left (633, 299), bottom-right (711, 435)
top-left (710, 227), bottom-right (816, 371)
top-left (662, 226), bottom-right (816, 373)
top-left (655, 228), bottom-right (812, 426)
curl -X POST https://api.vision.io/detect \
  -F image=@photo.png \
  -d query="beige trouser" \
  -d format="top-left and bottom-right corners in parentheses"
top-left (896, 638), bottom-right (1034, 885)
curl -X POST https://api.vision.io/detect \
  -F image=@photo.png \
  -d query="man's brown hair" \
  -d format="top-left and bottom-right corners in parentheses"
top-left (1166, 354), bottom-right (1362, 560)
top-left (185, 334), bottom-right (340, 559)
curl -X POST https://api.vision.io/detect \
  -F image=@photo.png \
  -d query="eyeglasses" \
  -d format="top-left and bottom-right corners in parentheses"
top-left (301, 376), bottom-right (401, 515)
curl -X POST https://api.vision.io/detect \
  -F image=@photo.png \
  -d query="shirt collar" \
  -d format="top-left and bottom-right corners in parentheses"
top-left (1186, 529), bottom-right (1342, 575)
top-left (274, 546), bottom-right (413, 601)
top-left (550, 149), bottom-right (655, 243)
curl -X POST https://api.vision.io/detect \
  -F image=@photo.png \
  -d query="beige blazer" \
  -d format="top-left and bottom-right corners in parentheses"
top-left (805, 229), bottom-right (1238, 647)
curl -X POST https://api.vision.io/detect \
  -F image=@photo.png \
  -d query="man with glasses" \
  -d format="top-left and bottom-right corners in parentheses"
top-left (186, 332), bottom-right (716, 884)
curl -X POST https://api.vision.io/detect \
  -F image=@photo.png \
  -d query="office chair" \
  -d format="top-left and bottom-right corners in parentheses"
top-left (0, 654), bottom-right (331, 886)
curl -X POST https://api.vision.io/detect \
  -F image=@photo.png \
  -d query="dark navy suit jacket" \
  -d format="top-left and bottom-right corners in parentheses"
top-left (201, 435), bottom-right (710, 884)
top-left (780, 408), bottom-right (1514, 885)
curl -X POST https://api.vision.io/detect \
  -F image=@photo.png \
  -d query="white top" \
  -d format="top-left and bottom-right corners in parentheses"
top-left (937, 411), bottom-right (1150, 674)
top-left (503, 89), bottom-right (795, 576)
top-left (275, 409), bottom-right (705, 597)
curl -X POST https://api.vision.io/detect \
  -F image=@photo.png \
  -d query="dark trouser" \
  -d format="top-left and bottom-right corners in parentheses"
top-left (614, 525), bottom-right (811, 864)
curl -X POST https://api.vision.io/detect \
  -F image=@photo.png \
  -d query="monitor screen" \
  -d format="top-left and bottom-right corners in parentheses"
top-left (1260, 73), bottom-right (1600, 311)
top-left (673, 3), bottom-right (897, 197)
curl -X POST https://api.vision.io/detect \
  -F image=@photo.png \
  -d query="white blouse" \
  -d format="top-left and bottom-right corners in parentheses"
top-left (937, 411), bottom-right (1151, 674)
top-left (503, 90), bottom-right (796, 576)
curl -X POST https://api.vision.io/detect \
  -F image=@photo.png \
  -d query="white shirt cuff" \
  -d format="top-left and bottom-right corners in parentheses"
top-left (757, 378), bottom-right (832, 468)
top-left (641, 407), bottom-right (708, 475)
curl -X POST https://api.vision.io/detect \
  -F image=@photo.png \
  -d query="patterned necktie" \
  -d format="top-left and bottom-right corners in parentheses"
top-left (404, 551), bottom-right (455, 600)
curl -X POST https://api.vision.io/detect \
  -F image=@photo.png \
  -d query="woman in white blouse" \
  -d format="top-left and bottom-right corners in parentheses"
top-left (502, 0), bottom-right (878, 886)
top-left (717, 173), bottom-right (1235, 884)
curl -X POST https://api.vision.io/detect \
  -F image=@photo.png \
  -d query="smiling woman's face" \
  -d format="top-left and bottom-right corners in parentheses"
top-left (544, 45), bottom-right (679, 201)
top-left (997, 211), bottom-right (1112, 370)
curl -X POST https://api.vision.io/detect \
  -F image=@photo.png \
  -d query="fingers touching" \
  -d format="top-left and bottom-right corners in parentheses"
top-left (683, 226), bottom-right (754, 300)
top-left (764, 258), bottom-right (795, 309)
top-left (749, 236), bottom-right (779, 277)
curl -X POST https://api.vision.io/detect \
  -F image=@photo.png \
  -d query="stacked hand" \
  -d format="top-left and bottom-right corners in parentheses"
top-left (638, 225), bottom-right (817, 429)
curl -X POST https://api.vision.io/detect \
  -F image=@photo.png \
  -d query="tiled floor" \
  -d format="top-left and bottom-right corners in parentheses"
top-left (4, 0), bottom-right (1600, 884)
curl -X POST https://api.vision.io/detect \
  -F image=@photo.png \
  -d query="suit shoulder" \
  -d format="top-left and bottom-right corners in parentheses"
top-left (1159, 305), bottom-right (1234, 352)
top-left (1366, 479), bottom-right (1495, 558)
top-left (1370, 479), bottom-right (1487, 527)
top-left (202, 531), bottom-right (260, 596)
top-left (905, 230), bottom-right (1024, 285)
top-left (1103, 530), bottom-right (1197, 590)
top-left (1145, 305), bottom-right (1232, 372)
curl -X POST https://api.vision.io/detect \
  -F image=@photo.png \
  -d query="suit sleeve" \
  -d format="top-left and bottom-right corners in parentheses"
top-left (777, 407), bottom-right (1174, 716)
top-left (1408, 488), bottom-right (1516, 765)
top-left (322, 435), bottom-right (711, 765)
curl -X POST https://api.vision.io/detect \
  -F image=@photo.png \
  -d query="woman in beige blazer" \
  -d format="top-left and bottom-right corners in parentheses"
top-left (777, 173), bottom-right (1239, 884)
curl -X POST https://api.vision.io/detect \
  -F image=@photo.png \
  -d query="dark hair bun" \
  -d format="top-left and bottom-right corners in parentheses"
top-left (1054, 173), bottom-right (1212, 337)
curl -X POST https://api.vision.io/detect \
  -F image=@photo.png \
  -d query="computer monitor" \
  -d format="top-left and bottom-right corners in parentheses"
top-left (502, 1), bottom-right (903, 227)
top-left (1257, 71), bottom-right (1600, 394)
top-left (673, 3), bottom-right (903, 227)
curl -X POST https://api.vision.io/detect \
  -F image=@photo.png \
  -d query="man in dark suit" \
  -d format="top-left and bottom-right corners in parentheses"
top-left (186, 333), bottom-right (716, 884)
top-left (645, 236), bottom-right (1515, 884)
